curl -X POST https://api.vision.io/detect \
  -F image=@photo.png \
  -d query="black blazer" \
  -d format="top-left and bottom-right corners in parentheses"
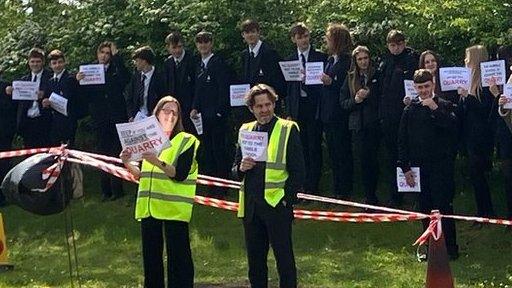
top-left (78, 54), bottom-right (130, 127)
top-left (340, 69), bottom-right (381, 131)
top-left (126, 68), bottom-right (167, 118)
top-left (16, 69), bottom-right (53, 130)
top-left (241, 41), bottom-right (286, 98)
top-left (193, 54), bottom-right (230, 120)
top-left (163, 51), bottom-right (197, 115)
top-left (0, 80), bottom-right (17, 143)
top-left (319, 53), bottom-right (351, 123)
top-left (45, 70), bottom-right (83, 119)
top-left (285, 48), bottom-right (327, 120)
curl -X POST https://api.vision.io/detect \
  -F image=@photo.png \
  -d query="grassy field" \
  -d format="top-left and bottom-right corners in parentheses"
top-left (0, 161), bottom-right (511, 288)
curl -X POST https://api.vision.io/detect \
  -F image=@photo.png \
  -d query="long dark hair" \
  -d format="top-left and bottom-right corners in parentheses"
top-left (419, 50), bottom-right (442, 96)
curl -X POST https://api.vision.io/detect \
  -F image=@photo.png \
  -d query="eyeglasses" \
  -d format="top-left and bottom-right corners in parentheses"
top-left (160, 108), bottom-right (177, 115)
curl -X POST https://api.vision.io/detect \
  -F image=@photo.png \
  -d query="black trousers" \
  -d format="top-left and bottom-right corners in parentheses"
top-left (323, 122), bottom-right (353, 197)
top-left (467, 153), bottom-right (494, 217)
top-left (418, 161), bottom-right (458, 255)
top-left (96, 123), bottom-right (124, 198)
top-left (380, 119), bottom-right (401, 204)
top-left (197, 118), bottom-right (230, 197)
top-left (20, 116), bottom-right (52, 149)
top-left (297, 115), bottom-right (323, 194)
top-left (353, 123), bottom-right (380, 204)
top-left (243, 202), bottom-right (296, 288)
top-left (501, 159), bottom-right (512, 219)
top-left (0, 134), bottom-right (14, 204)
top-left (141, 217), bottom-right (194, 288)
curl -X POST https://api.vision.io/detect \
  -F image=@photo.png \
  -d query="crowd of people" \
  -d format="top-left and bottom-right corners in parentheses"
top-left (1, 18), bottom-right (512, 287)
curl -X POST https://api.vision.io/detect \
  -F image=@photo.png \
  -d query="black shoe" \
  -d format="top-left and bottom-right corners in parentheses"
top-left (448, 251), bottom-right (459, 261)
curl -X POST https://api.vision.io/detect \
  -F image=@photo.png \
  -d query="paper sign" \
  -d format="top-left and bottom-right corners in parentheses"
top-left (305, 62), bottom-right (324, 85)
top-left (239, 130), bottom-right (268, 162)
top-left (480, 60), bottom-right (506, 87)
top-left (12, 81), bottom-right (38, 100)
top-left (191, 113), bottom-right (203, 135)
top-left (404, 80), bottom-right (418, 98)
top-left (116, 116), bottom-right (170, 161)
top-left (79, 64), bottom-right (106, 85)
top-left (134, 111), bottom-right (148, 122)
top-left (504, 84), bottom-right (512, 109)
top-left (397, 167), bottom-right (421, 192)
top-left (279, 60), bottom-right (303, 81)
top-left (439, 67), bottom-right (471, 92)
top-left (49, 93), bottom-right (68, 116)
top-left (230, 84), bottom-right (250, 107)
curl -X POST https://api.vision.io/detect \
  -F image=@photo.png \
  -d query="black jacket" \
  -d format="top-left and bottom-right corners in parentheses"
top-left (16, 69), bottom-right (53, 131)
top-left (241, 41), bottom-right (286, 99)
top-left (340, 69), bottom-right (381, 131)
top-left (163, 51), bottom-right (197, 116)
top-left (193, 54), bottom-right (231, 120)
top-left (285, 48), bottom-right (327, 120)
top-left (319, 53), bottom-right (351, 123)
top-left (398, 97), bottom-right (457, 172)
top-left (378, 47), bottom-right (419, 122)
top-left (125, 68), bottom-right (167, 118)
top-left (0, 80), bottom-right (16, 142)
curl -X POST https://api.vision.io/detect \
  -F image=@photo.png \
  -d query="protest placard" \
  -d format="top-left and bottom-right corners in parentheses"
top-left (230, 84), bottom-right (250, 107)
top-left (404, 80), bottom-right (418, 98)
top-left (239, 130), bottom-right (268, 162)
top-left (480, 60), bottom-right (506, 87)
top-left (79, 64), bottom-right (106, 85)
top-left (439, 67), bottom-right (471, 91)
top-left (504, 84), bottom-right (512, 109)
top-left (12, 81), bottom-right (38, 100)
top-left (396, 167), bottom-right (421, 192)
top-left (191, 113), bottom-right (203, 135)
top-left (49, 93), bottom-right (68, 116)
top-left (278, 60), bottom-right (303, 81)
top-left (305, 62), bottom-right (324, 85)
top-left (116, 116), bottom-right (170, 161)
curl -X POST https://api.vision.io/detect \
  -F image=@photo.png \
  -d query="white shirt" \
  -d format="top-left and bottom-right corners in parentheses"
top-left (53, 69), bottom-right (65, 82)
top-left (249, 40), bottom-right (263, 57)
top-left (298, 46), bottom-right (311, 97)
top-left (139, 66), bottom-right (155, 116)
top-left (202, 53), bottom-right (214, 68)
top-left (173, 50), bottom-right (186, 65)
top-left (27, 70), bottom-right (43, 118)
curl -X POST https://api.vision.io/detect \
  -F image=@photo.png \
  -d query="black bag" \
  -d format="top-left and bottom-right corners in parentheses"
top-left (1, 153), bottom-right (72, 215)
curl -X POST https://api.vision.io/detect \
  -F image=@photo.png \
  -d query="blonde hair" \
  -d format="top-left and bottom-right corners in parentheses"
top-left (152, 96), bottom-right (184, 134)
top-left (465, 45), bottom-right (488, 99)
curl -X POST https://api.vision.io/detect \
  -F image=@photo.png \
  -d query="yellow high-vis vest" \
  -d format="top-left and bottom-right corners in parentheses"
top-left (135, 132), bottom-right (199, 222)
top-left (237, 117), bottom-right (298, 217)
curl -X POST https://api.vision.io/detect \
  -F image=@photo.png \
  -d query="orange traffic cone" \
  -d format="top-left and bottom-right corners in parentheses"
top-left (0, 213), bottom-right (14, 271)
top-left (425, 214), bottom-right (454, 288)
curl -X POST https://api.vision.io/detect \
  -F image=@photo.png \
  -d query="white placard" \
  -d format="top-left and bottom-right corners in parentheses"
top-left (239, 130), bottom-right (268, 162)
top-left (79, 64), bottom-right (106, 85)
top-left (504, 84), bottom-right (512, 109)
top-left (230, 84), bottom-right (250, 107)
top-left (116, 115), bottom-right (170, 161)
top-left (305, 62), bottom-right (324, 85)
top-left (480, 60), bottom-right (506, 87)
top-left (404, 80), bottom-right (418, 98)
top-left (278, 60), bottom-right (303, 82)
top-left (191, 113), bottom-right (203, 135)
top-left (49, 92), bottom-right (68, 116)
top-left (397, 167), bottom-right (421, 192)
top-left (12, 81), bottom-right (38, 100)
top-left (439, 67), bottom-right (471, 92)
top-left (134, 111), bottom-right (148, 122)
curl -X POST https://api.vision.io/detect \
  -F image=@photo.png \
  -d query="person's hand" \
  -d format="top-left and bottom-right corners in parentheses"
top-left (457, 87), bottom-right (469, 98)
top-left (119, 148), bottom-right (132, 163)
top-left (5, 86), bottom-right (13, 95)
top-left (421, 97), bottom-right (438, 110)
top-left (141, 151), bottom-right (160, 166)
top-left (403, 96), bottom-right (412, 106)
top-left (404, 170), bottom-right (416, 187)
top-left (489, 77), bottom-right (500, 97)
top-left (42, 98), bottom-right (51, 108)
top-left (190, 109), bottom-right (198, 119)
top-left (321, 73), bottom-right (333, 85)
top-left (37, 90), bottom-right (44, 100)
top-left (76, 72), bottom-right (85, 81)
top-left (499, 95), bottom-right (509, 106)
top-left (110, 42), bottom-right (118, 55)
top-left (239, 157), bottom-right (256, 172)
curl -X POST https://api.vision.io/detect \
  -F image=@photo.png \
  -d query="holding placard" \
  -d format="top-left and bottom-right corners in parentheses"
top-left (239, 130), bottom-right (268, 162)
top-left (230, 84), bottom-right (250, 107)
top-left (79, 64), bottom-right (106, 85)
top-left (305, 62), bottom-right (324, 85)
top-left (48, 93), bottom-right (68, 116)
top-left (12, 81), bottom-right (38, 100)
top-left (396, 167), bottom-right (421, 192)
top-left (191, 113), bottom-right (203, 135)
top-left (439, 67), bottom-right (471, 92)
top-left (116, 116), bottom-right (170, 161)
top-left (480, 60), bottom-right (506, 87)
top-left (403, 80), bottom-right (418, 98)
top-left (278, 60), bottom-right (303, 81)
top-left (504, 84), bottom-right (512, 109)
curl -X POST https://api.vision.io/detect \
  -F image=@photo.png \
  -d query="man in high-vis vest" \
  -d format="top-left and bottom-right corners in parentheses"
top-left (233, 84), bottom-right (305, 288)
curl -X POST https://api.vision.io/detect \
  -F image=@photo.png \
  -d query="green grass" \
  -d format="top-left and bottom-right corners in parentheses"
top-left (0, 161), bottom-right (511, 287)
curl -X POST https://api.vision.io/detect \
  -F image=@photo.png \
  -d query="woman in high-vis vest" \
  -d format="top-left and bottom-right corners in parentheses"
top-left (120, 96), bottom-right (199, 288)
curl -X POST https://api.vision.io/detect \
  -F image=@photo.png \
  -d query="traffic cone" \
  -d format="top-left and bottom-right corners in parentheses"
top-left (0, 213), bottom-right (14, 271)
top-left (425, 217), bottom-right (454, 288)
